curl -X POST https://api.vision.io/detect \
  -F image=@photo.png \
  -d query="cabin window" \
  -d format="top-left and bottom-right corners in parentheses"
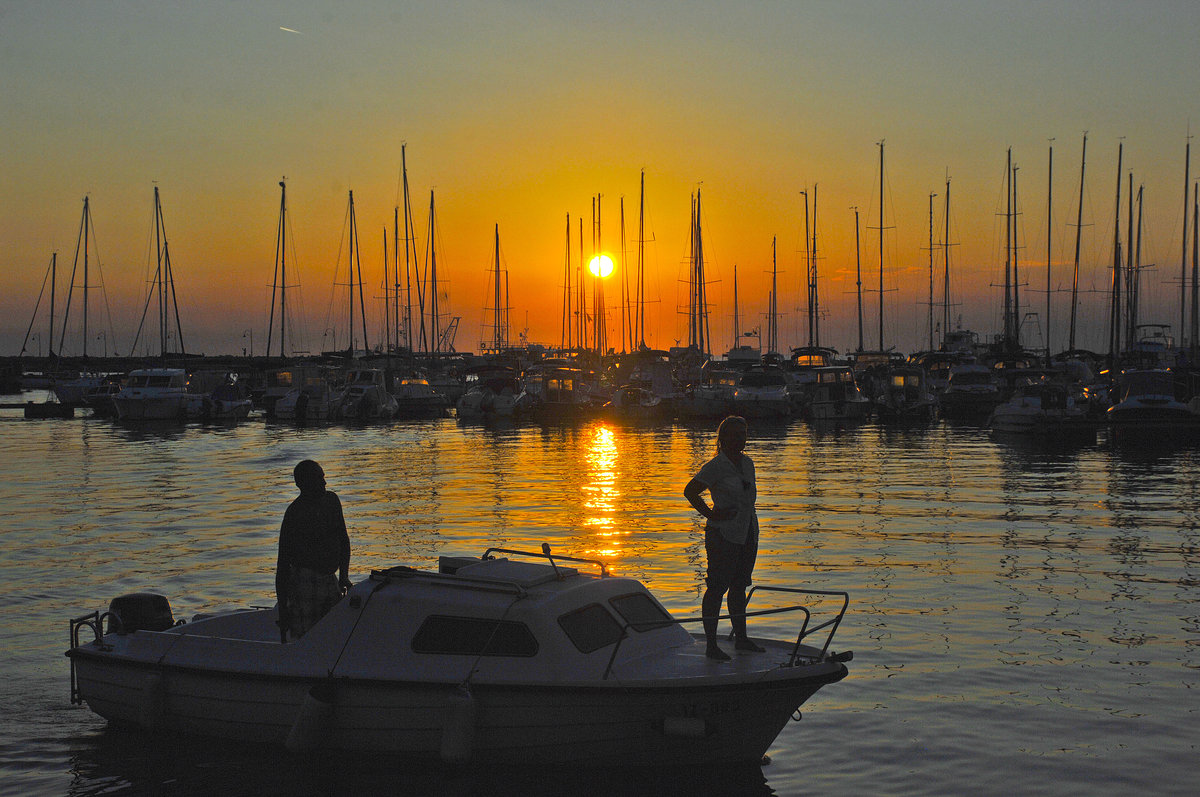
top-left (412, 615), bottom-right (538, 657)
top-left (557, 603), bottom-right (624, 653)
top-left (609, 593), bottom-right (674, 632)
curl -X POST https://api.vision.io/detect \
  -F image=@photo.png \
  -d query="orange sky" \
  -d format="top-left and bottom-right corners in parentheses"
top-left (4, 2), bottom-right (1199, 358)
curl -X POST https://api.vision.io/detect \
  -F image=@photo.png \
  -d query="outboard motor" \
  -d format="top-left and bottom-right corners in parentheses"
top-left (107, 593), bottom-right (174, 635)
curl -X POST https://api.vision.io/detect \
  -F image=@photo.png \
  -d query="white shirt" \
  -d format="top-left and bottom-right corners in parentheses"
top-left (694, 451), bottom-right (759, 545)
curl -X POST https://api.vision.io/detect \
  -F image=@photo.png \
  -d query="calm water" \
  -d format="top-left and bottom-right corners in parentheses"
top-left (2, 401), bottom-right (1198, 796)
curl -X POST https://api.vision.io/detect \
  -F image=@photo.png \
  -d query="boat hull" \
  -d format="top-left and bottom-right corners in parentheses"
top-left (113, 396), bottom-right (187, 420)
top-left (69, 647), bottom-right (845, 766)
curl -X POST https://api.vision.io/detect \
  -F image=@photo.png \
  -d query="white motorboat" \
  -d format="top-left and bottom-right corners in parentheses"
top-left (334, 369), bottom-right (399, 420)
top-left (989, 381), bottom-right (1092, 437)
top-left (202, 377), bottom-right (254, 420)
top-left (1106, 369), bottom-right (1194, 425)
top-left (274, 369), bottom-right (342, 422)
top-left (456, 367), bottom-right (527, 419)
top-left (796, 365), bottom-right (871, 423)
top-left (680, 363), bottom-right (740, 419)
top-left (111, 369), bottom-right (193, 421)
top-left (67, 546), bottom-right (850, 766)
top-left (939, 363), bottom-right (1001, 421)
top-left (53, 372), bottom-right (105, 405)
top-left (393, 376), bottom-right (451, 419)
top-left (730, 366), bottom-right (792, 420)
top-left (874, 366), bottom-right (937, 424)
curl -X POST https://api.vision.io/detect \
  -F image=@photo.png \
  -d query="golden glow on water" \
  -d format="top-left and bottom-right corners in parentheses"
top-left (581, 423), bottom-right (621, 558)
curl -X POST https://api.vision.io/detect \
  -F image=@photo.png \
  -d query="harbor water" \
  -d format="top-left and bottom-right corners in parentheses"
top-left (2, 404), bottom-right (1198, 795)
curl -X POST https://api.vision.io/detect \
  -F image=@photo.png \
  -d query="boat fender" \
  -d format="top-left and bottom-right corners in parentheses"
top-left (661, 716), bottom-right (708, 738)
top-left (439, 685), bottom-right (476, 764)
top-left (285, 683), bottom-right (335, 753)
top-left (138, 671), bottom-right (165, 730)
top-left (107, 593), bottom-right (174, 635)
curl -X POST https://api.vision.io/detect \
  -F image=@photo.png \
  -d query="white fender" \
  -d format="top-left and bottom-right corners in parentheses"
top-left (138, 671), bottom-right (165, 730)
top-left (439, 685), bottom-right (476, 763)
top-left (285, 685), bottom-right (334, 752)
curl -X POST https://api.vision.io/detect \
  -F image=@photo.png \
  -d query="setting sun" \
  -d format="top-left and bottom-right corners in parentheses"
top-left (588, 254), bottom-right (614, 278)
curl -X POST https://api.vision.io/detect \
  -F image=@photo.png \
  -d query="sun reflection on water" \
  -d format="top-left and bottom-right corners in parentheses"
top-left (580, 423), bottom-right (625, 564)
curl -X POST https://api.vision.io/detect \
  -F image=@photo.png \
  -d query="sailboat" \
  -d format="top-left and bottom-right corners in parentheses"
top-left (723, 264), bottom-right (762, 367)
top-left (854, 142), bottom-right (904, 405)
top-left (130, 186), bottom-right (187, 358)
top-left (53, 197), bottom-right (112, 406)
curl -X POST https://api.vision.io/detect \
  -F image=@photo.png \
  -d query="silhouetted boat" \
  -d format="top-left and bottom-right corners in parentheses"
top-left (939, 363), bottom-right (1001, 421)
top-left (68, 546), bottom-right (851, 766)
top-left (1107, 368), bottom-right (1195, 425)
top-left (989, 381), bottom-right (1092, 437)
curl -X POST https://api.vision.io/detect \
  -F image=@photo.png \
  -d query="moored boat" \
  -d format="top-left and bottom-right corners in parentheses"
top-left (795, 365), bottom-right (871, 423)
top-left (1106, 368), bottom-right (1195, 426)
top-left (730, 365), bottom-right (792, 420)
top-left (333, 369), bottom-right (398, 420)
top-left (939, 363), bottom-right (1001, 421)
top-left (989, 380), bottom-right (1093, 438)
top-left (67, 546), bottom-right (851, 766)
top-left (111, 368), bottom-right (192, 421)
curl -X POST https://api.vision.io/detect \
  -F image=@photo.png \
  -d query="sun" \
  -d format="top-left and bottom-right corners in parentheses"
top-left (588, 254), bottom-right (614, 278)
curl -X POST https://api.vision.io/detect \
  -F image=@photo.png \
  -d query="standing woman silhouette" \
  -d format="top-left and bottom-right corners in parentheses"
top-left (684, 415), bottom-right (766, 660)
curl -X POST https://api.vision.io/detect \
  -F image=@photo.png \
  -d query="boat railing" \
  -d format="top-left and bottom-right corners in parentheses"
top-left (743, 585), bottom-right (850, 663)
top-left (481, 545), bottom-right (610, 578)
top-left (601, 588), bottom-right (850, 679)
top-left (68, 610), bottom-right (115, 705)
top-left (369, 565), bottom-right (531, 598)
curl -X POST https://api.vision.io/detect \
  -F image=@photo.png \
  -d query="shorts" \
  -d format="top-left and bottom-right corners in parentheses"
top-left (285, 566), bottom-right (342, 638)
top-left (704, 526), bottom-right (758, 590)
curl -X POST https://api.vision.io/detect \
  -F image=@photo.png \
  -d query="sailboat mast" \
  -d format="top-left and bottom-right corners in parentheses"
top-left (400, 145), bottom-right (416, 359)
top-left (811, 184), bottom-right (820, 349)
top-left (266, 180), bottom-right (288, 358)
top-left (1192, 183), bottom-right (1199, 357)
top-left (578, 218), bottom-right (585, 350)
top-left (1132, 183), bottom-right (1144, 343)
top-left (943, 180), bottom-right (951, 344)
top-left (770, 237), bottom-right (778, 353)
top-left (83, 196), bottom-right (90, 359)
top-left (928, 190), bottom-right (936, 351)
top-left (280, 182), bottom-right (287, 358)
top-left (854, 207), bottom-right (863, 352)
top-left (636, 170), bottom-right (646, 349)
top-left (347, 190), bottom-right (357, 356)
top-left (1070, 136), bottom-right (1086, 352)
top-left (697, 189), bottom-right (709, 355)
top-left (1004, 149), bottom-right (1013, 344)
top-left (1125, 173), bottom-right (1135, 346)
top-left (594, 193), bottom-right (605, 356)
top-left (799, 190), bottom-right (810, 347)
top-left (492, 223), bottom-right (503, 351)
top-left (1109, 142), bottom-right (1124, 363)
top-left (393, 209), bottom-right (401, 352)
top-left (155, 187), bottom-right (165, 355)
top-left (382, 227), bottom-right (390, 354)
top-left (1182, 137), bottom-right (1192, 346)
top-left (49, 252), bottom-right (57, 356)
top-left (877, 142), bottom-right (885, 351)
top-left (732, 263), bottom-right (741, 346)
top-left (156, 187), bottom-right (185, 356)
top-left (428, 191), bottom-right (439, 358)
top-left (620, 197), bottom-right (629, 353)
top-left (1012, 159), bottom-right (1021, 348)
top-left (1046, 141), bottom-right (1053, 365)
top-left (561, 214), bottom-right (571, 350)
